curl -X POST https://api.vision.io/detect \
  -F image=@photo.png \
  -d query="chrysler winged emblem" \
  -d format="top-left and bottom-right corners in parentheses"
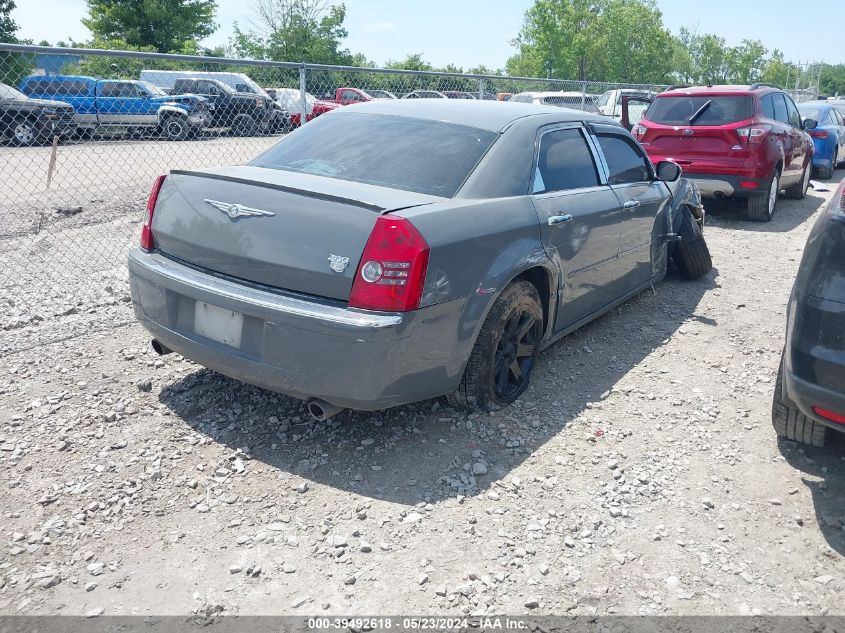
top-left (204, 199), bottom-right (276, 220)
top-left (328, 254), bottom-right (350, 273)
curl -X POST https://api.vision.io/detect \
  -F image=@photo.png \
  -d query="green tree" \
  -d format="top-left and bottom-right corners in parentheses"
top-left (82, 0), bottom-right (218, 53)
top-left (506, 0), bottom-right (672, 83)
top-left (819, 64), bottom-right (845, 97)
top-left (0, 0), bottom-right (35, 87)
top-left (1, 0), bottom-right (18, 43)
top-left (231, 0), bottom-right (352, 65)
top-left (726, 39), bottom-right (767, 84)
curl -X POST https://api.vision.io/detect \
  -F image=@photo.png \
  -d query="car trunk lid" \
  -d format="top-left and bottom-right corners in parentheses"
top-left (151, 166), bottom-right (442, 302)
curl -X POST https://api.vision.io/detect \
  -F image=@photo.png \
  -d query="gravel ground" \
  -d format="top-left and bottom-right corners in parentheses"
top-left (1, 173), bottom-right (843, 618)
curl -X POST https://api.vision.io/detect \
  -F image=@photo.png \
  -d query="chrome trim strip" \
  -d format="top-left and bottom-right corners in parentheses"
top-left (128, 250), bottom-right (402, 329)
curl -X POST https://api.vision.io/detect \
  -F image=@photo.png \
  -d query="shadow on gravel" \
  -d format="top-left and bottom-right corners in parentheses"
top-left (704, 192), bottom-right (827, 234)
top-left (777, 435), bottom-right (845, 557)
top-left (159, 268), bottom-right (719, 506)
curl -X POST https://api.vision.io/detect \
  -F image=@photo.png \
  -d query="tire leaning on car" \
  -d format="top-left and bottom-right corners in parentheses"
top-left (448, 280), bottom-right (544, 412)
top-left (772, 352), bottom-right (827, 448)
top-left (672, 207), bottom-right (712, 280)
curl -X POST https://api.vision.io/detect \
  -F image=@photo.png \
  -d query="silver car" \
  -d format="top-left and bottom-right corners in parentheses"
top-left (129, 100), bottom-right (711, 418)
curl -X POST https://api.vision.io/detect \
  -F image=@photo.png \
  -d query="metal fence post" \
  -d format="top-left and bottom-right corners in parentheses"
top-left (479, 78), bottom-right (485, 100)
top-left (299, 65), bottom-right (308, 124)
top-left (581, 80), bottom-right (587, 109)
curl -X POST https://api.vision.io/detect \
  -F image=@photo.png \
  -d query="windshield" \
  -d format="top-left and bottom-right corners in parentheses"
top-left (0, 83), bottom-right (26, 99)
top-left (252, 113), bottom-right (498, 197)
top-left (138, 81), bottom-right (166, 97)
top-left (645, 95), bottom-right (754, 125)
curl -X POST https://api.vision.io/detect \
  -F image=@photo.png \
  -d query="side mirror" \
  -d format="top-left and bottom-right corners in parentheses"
top-left (802, 118), bottom-right (818, 131)
top-left (656, 160), bottom-right (682, 182)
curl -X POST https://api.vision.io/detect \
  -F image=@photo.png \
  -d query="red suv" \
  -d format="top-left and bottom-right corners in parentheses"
top-left (631, 84), bottom-right (814, 221)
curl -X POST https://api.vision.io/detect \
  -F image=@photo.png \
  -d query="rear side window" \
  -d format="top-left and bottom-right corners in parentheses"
top-left (645, 95), bottom-right (754, 126)
top-left (761, 95), bottom-right (776, 120)
top-left (772, 94), bottom-right (789, 124)
top-left (784, 96), bottom-right (801, 127)
top-left (253, 113), bottom-right (498, 197)
top-left (532, 128), bottom-right (599, 194)
top-left (596, 134), bottom-right (652, 185)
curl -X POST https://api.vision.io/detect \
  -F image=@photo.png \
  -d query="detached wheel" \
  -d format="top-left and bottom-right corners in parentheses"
top-left (162, 116), bottom-right (189, 141)
top-left (772, 353), bottom-right (827, 448)
top-left (11, 118), bottom-right (39, 146)
top-left (672, 208), bottom-right (712, 280)
top-left (784, 162), bottom-right (811, 199)
top-left (447, 280), bottom-right (544, 412)
top-left (746, 170), bottom-right (779, 221)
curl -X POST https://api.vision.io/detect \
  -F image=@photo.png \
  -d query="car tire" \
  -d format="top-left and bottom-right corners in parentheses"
top-left (232, 114), bottom-right (257, 136)
top-left (447, 280), bottom-right (544, 412)
top-left (672, 208), bottom-right (712, 280)
top-left (772, 353), bottom-right (827, 448)
top-left (10, 117), bottom-right (40, 146)
top-left (784, 162), bottom-right (811, 199)
top-left (162, 116), bottom-right (189, 141)
top-left (745, 170), bottom-right (779, 222)
top-left (834, 147), bottom-right (841, 169)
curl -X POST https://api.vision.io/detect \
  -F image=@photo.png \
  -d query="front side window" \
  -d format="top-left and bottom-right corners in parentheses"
top-left (596, 134), bottom-right (652, 185)
top-left (532, 128), bottom-right (599, 194)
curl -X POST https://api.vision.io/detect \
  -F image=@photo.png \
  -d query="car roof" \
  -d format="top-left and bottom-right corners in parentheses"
top-left (336, 98), bottom-right (609, 131)
top-left (659, 85), bottom-right (773, 96)
top-left (24, 74), bottom-right (97, 81)
top-left (514, 91), bottom-right (587, 98)
top-left (799, 100), bottom-right (834, 108)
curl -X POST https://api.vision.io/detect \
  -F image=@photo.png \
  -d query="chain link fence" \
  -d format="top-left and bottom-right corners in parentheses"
top-left (0, 43), bottom-right (671, 350)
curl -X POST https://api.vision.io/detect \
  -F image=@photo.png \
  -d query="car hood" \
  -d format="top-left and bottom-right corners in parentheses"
top-left (5, 97), bottom-right (73, 109)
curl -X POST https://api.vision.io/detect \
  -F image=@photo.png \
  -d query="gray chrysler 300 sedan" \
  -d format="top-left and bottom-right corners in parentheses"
top-left (128, 99), bottom-right (711, 417)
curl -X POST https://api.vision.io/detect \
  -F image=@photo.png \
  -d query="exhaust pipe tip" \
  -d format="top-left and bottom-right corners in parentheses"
top-left (307, 398), bottom-right (344, 422)
top-left (151, 339), bottom-right (172, 356)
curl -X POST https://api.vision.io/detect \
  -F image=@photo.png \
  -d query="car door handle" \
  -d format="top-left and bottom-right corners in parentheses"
top-left (547, 214), bottom-right (573, 225)
top-left (623, 200), bottom-right (641, 209)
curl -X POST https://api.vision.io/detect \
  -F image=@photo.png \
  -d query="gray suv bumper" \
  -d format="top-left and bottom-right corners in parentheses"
top-left (128, 249), bottom-right (467, 410)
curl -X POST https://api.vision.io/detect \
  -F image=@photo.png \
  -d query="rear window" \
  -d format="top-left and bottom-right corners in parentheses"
top-left (645, 95), bottom-right (754, 126)
top-left (797, 106), bottom-right (823, 122)
top-left (252, 113), bottom-right (498, 197)
top-left (541, 96), bottom-right (599, 112)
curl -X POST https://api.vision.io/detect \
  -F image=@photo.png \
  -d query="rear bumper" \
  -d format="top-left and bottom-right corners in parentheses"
top-left (127, 249), bottom-right (467, 410)
top-left (784, 291), bottom-right (845, 435)
top-left (810, 138), bottom-right (835, 168)
top-left (684, 173), bottom-right (768, 199)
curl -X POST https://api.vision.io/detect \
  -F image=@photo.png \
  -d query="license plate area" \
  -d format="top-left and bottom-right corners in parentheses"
top-left (194, 301), bottom-right (243, 348)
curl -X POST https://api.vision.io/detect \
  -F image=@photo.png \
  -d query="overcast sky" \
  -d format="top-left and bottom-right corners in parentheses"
top-left (12, 0), bottom-right (843, 69)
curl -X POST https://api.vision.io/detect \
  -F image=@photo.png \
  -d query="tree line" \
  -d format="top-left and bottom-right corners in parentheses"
top-left (1, 0), bottom-right (843, 96)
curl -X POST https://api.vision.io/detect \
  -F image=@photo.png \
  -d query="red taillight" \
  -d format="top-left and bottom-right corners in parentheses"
top-left (632, 123), bottom-right (647, 140)
top-left (739, 181), bottom-right (759, 189)
top-left (812, 406), bottom-right (845, 425)
top-left (809, 129), bottom-right (829, 139)
top-left (736, 125), bottom-right (771, 143)
top-left (141, 174), bottom-right (166, 251)
top-left (349, 216), bottom-right (429, 312)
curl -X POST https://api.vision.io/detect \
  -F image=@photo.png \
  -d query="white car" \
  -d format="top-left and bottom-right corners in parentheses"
top-left (595, 88), bottom-right (657, 120)
top-left (508, 91), bottom-right (599, 113)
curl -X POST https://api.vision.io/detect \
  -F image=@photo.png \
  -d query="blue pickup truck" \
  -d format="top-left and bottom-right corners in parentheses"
top-left (19, 75), bottom-right (210, 140)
